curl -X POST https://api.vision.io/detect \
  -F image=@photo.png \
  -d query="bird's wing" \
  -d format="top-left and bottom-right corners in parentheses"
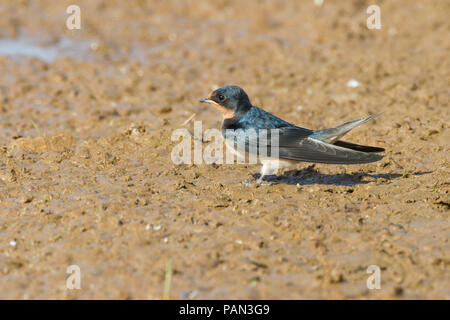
top-left (333, 140), bottom-right (385, 153)
top-left (261, 127), bottom-right (383, 164)
top-left (223, 126), bottom-right (311, 157)
top-left (225, 126), bottom-right (383, 164)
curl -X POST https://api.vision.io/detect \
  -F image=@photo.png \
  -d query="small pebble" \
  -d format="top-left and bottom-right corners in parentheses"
top-left (347, 79), bottom-right (361, 88)
top-left (20, 195), bottom-right (33, 204)
top-left (119, 66), bottom-right (127, 74)
top-left (314, 0), bottom-right (324, 6)
top-left (90, 42), bottom-right (98, 51)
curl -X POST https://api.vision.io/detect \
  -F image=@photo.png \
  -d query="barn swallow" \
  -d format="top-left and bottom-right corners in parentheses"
top-left (200, 85), bottom-right (384, 184)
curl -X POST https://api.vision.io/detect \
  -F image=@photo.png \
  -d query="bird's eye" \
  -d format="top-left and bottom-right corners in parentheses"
top-left (218, 94), bottom-right (225, 101)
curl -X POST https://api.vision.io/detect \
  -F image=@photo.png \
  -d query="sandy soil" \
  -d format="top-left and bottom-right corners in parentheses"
top-left (0, 0), bottom-right (448, 299)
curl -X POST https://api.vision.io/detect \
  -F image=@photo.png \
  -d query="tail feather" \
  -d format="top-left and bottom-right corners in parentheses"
top-left (333, 140), bottom-right (385, 153)
top-left (313, 114), bottom-right (381, 143)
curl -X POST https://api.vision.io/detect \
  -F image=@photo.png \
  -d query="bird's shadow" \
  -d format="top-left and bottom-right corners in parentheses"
top-left (252, 165), bottom-right (431, 186)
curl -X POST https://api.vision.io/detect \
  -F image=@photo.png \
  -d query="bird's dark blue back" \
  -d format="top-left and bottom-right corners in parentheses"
top-left (227, 106), bottom-right (294, 130)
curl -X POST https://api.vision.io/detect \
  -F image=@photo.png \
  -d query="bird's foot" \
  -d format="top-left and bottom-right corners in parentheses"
top-left (256, 176), bottom-right (273, 186)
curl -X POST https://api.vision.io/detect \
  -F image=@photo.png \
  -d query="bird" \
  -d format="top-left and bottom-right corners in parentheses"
top-left (199, 85), bottom-right (385, 184)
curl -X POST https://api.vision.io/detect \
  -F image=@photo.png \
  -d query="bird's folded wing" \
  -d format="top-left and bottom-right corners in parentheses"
top-left (333, 140), bottom-right (385, 153)
top-left (254, 126), bottom-right (382, 164)
top-left (225, 126), bottom-right (383, 164)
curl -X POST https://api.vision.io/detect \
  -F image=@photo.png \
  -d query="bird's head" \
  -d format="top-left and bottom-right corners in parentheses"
top-left (200, 85), bottom-right (251, 118)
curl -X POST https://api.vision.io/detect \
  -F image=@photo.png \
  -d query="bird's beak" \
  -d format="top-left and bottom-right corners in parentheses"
top-left (199, 96), bottom-right (232, 117)
top-left (200, 97), bottom-right (220, 107)
top-left (199, 97), bottom-right (212, 103)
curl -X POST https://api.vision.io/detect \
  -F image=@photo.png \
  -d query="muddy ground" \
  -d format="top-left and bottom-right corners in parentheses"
top-left (0, 0), bottom-right (448, 299)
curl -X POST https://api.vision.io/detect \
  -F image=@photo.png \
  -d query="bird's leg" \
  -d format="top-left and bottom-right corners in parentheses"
top-left (257, 162), bottom-right (278, 185)
top-left (241, 178), bottom-right (254, 187)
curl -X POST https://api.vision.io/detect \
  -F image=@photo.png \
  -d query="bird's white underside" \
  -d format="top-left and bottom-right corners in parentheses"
top-left (225, 140), bottom-right (298, 183)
